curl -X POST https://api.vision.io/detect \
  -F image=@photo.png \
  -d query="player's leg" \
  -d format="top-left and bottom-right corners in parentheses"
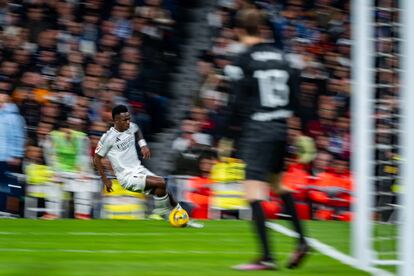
top-left (233, 180), bottom-right (277, 271)
top-left (123, 170), bottom-right (176, 216)
top-left (270, 173), bottom-right (306, 245)
top-left (125, 170), bottom-right (203, 227)
top-left (246, 180), bottom-right (274, 260)
top-left (145, 175), bottom-right (179, 217)
top-left (145, 175), bottom-right (204, 228)
top-left (233, 127), bottom-right (277, 271)
top-left (270, 140), bottom-right (309, 269)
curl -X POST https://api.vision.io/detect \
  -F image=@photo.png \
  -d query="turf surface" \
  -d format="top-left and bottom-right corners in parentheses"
top-left (0, 219), bottom-right (369, 275)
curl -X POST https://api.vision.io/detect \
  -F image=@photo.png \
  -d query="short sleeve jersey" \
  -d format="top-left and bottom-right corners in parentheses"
top-left (95, 123), bottom-right (141, 179)
top-left (224, 43), bottom-right (300, 124)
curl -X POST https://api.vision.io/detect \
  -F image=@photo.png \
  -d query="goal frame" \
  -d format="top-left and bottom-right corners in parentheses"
top-left (351, 0), bottom-right (414, 275)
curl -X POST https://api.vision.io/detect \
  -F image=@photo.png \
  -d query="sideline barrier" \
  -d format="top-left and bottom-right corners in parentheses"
top-left (167, 175), bottom-right (250, 220)
top-left (1, 172), bottom-right (352, 221)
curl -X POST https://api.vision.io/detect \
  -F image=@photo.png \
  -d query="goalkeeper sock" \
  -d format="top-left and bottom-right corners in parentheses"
top-left (251, 200), bottom-right (273, 260)
top-left (281, 193), bottom-right (306, 244)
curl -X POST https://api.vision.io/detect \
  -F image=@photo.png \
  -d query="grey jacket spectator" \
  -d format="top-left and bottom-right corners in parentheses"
top-left (172, 119), bottom-right (212, 153)
top-left (0, 93), bottom-right (26, 163)
top-left (0, 92), bottom-right (26, 192)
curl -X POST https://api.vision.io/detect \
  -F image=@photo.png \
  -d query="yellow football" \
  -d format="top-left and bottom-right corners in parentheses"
top-left (169, 208), bottom-right (189, 227)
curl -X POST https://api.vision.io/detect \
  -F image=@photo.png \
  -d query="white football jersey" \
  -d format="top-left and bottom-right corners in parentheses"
top-left (95, 123), bottom-right (143, 180)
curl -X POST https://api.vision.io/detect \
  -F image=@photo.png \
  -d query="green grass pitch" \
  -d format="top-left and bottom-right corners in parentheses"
top-left (0, 219), bottom-right (370, 275)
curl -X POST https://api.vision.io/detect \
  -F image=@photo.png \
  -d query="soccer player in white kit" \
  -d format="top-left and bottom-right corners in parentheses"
top-left (93, 105), bottom-right (179, 218)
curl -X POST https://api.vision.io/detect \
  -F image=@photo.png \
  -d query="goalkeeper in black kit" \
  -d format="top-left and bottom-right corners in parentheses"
top-left (221, 8), bottom-right (310, 271)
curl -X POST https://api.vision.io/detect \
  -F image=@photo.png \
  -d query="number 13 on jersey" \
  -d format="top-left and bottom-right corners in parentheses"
top-left (254, 69), bottom-right (290, 108)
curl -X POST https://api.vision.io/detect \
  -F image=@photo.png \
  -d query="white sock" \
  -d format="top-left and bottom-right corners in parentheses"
top-left (153, 194), bottom-right (172, 216)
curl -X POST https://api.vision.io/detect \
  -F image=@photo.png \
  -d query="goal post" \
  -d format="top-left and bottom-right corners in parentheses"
top-left (351, 0), bottom-right (414, 274)
top-left (351, 0), bottom-right (375, 269)
top-left (399, 0), bottom-right (414, 274)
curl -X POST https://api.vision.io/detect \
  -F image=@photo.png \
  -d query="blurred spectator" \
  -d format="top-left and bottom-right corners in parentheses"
top-left (88, 121), bottom-right (108, 158)
top-left (189, 106), bottom-right (213, 134)
top-left (199, 89), bottom-right (228, 142)
top-left (297, 80), bottom-right (319, 125)
top-left (118, 62), bottom-right (144, 101)
top-left (43, 117), bottom-right (93, 219)
top-left (40, 101), bottom-right (61, 125)
top-left (33, 121), bottom-right (53, 148)
top-left (311, 150), bottom-right (333, 176)
top-left (329, 116), bottom-right (351, 160)
top-left (130, 100), bottom-right (151, 137)
top-left (89, 91), bottom-right (116, 123)
top-left (23, 4), bottom-right (51, 43)
top-left (172, 119), bottom-right (212, 153)
top-left (311, 157), bottom-right (352, 196)
top-left (111, 4), bottom-right (133, 40)
top-left (184, 149), bottom-right (219, 219)
top-left (0, 92), bottom-right (26, 191)
top-left (24, 145), bottom-right (59, 219)
top-left (43, 117), bottom-right (91, 174)
top-left (20, 90), bottom-right (42, 139)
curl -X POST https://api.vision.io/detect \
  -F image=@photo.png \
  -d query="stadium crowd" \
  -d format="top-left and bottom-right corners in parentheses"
top-left (0, 0), bottom-right (399, 220)
top-left (0, 0), bottom-right (184, 217)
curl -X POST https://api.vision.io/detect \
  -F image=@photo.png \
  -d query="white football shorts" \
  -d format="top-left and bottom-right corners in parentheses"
top-left (121, 167), bottom-right (156, 194)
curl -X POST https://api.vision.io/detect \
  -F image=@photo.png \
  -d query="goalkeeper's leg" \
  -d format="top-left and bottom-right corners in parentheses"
top-left (232, 180), bottom-right (277, 271)
top-left (270, 173), bottom-right (310, 269)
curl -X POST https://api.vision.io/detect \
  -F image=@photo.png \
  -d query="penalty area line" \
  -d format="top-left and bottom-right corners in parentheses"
top-left (266, 222), bottom-right (393, 276)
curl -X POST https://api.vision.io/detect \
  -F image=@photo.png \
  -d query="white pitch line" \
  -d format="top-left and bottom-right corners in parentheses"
top-left (0, 248), bottom-right (304, 256)
top-left (68, 232), bottom-right (234, 236)
top-left (266, 222), bottom-right (393, 276)
top-left (0, 232), bottom-right (250, 237)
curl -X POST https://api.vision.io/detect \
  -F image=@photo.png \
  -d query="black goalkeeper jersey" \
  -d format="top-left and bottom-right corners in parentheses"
top-left (224, 43), bottom-right (300, 131)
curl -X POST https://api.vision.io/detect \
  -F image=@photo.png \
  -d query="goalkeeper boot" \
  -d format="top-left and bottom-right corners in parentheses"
top-left (286, 242), bottom-right (310, 269)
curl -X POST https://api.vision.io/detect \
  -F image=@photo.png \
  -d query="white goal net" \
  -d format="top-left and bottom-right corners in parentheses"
top-left (352, 0), bottom-right (414, 275)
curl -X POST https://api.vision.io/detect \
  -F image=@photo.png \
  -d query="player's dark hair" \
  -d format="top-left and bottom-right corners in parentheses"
top-left (235, 8), bottom-right (266, 36)
top-left (112, 104), bottom-right (129, 119)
